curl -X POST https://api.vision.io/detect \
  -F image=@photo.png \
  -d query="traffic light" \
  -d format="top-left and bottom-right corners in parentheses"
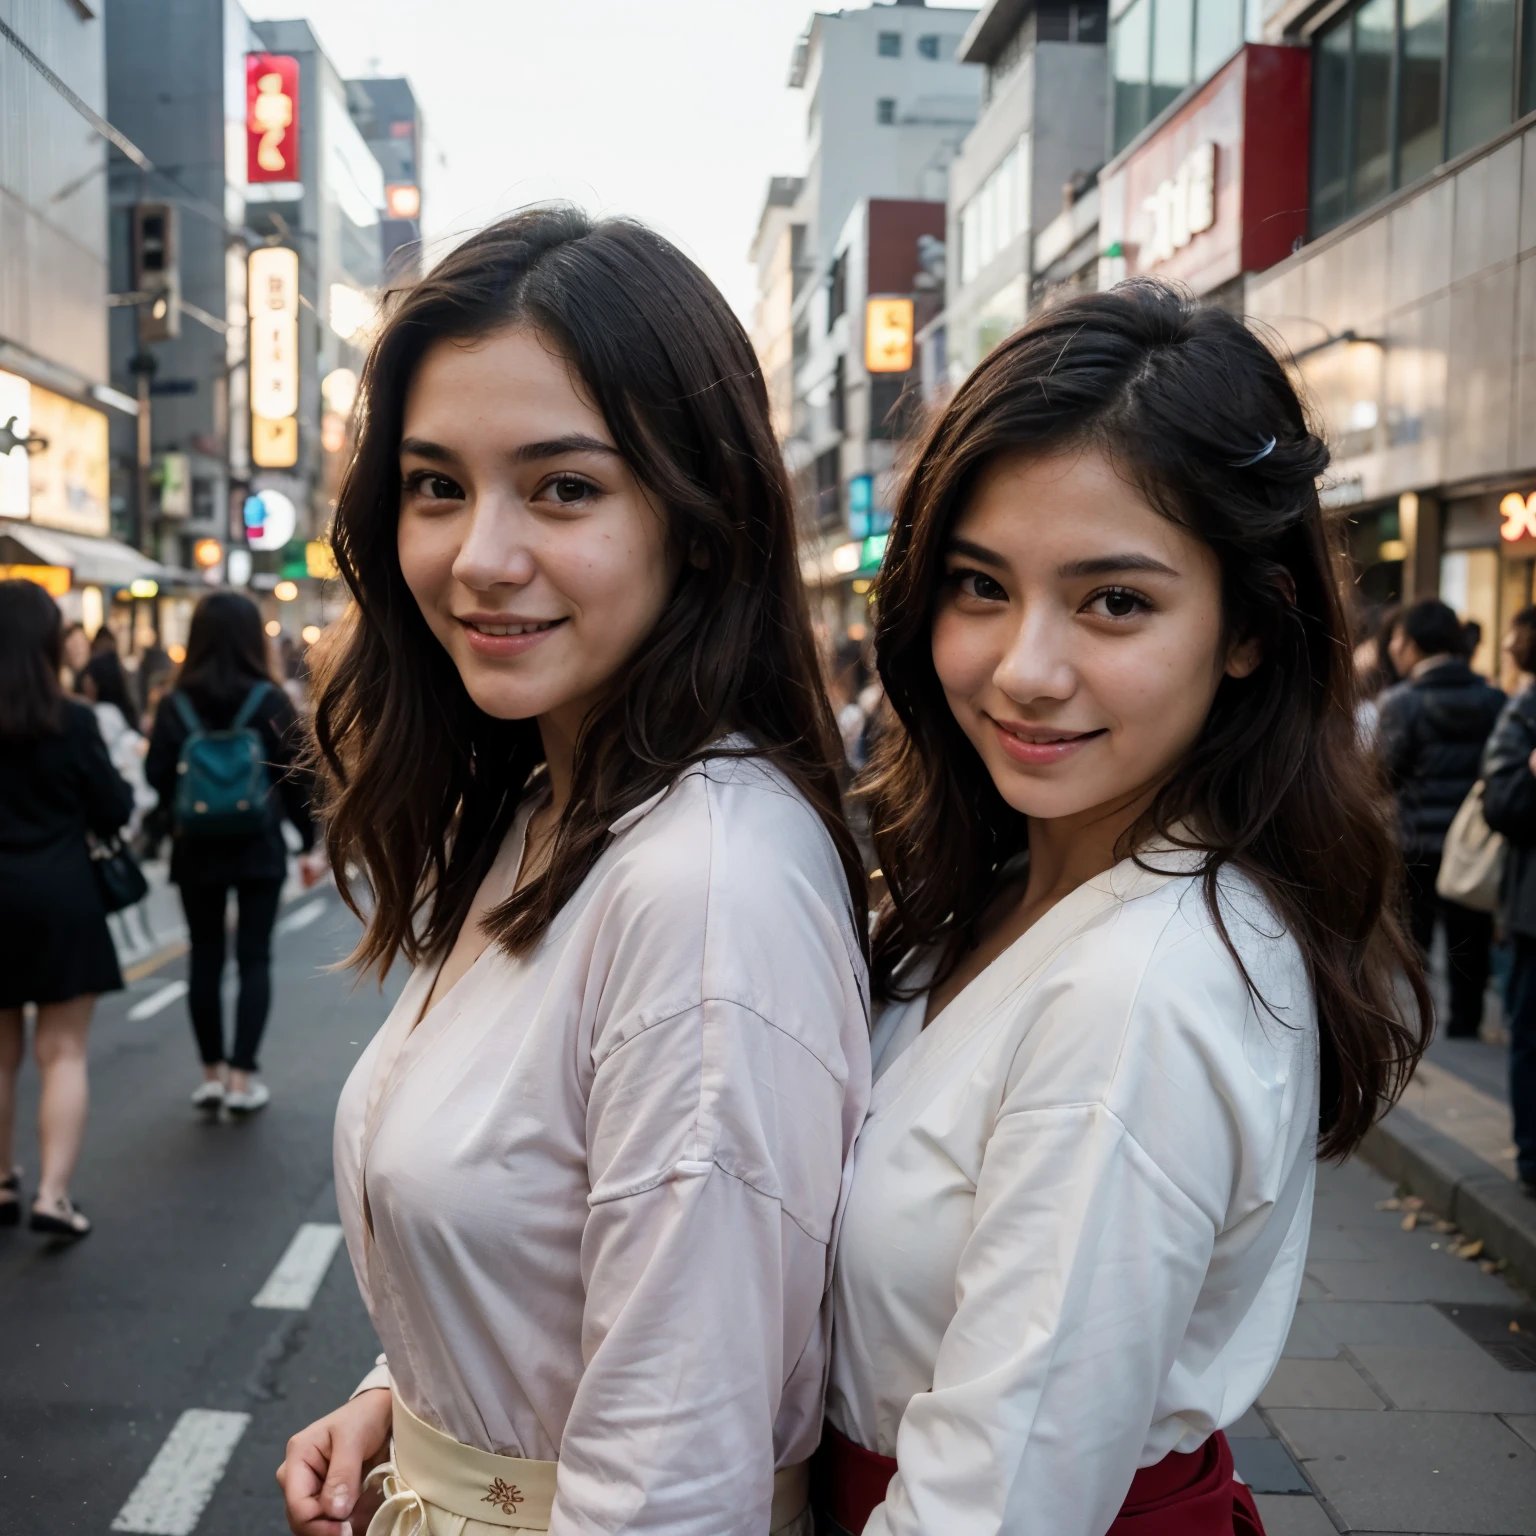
top-left (132, 203), bottom-right (180, 343)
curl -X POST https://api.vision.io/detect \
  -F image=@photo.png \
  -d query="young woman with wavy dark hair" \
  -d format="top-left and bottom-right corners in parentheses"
top-left (817, 283), bottom-right (1430, 1536)
top-left (277, 207), bottom-right (869, 1536)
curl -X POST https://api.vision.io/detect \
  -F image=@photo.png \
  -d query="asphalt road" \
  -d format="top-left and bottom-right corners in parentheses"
top-left (0, 887), bottom-right (400, 1535)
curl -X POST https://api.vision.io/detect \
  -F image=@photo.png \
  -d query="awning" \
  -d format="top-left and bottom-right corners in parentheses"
top-left (0, 519), bottom-right (174, 588)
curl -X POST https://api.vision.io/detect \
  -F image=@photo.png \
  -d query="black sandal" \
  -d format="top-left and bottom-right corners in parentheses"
top-left (0, 1168), bottom-right (20, 1228)
top-left (30, 1196), bottom-right (90, 1239)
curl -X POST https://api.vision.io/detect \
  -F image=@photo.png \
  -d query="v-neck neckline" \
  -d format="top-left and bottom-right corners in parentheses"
top-left (868, 852), bottom-right (1191, 1119)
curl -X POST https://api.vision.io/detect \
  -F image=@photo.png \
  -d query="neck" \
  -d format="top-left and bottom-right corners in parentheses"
top-left (536, 710), bottom-right (579, 821)
top-left (1024, 787), bottom-right (1155, 909)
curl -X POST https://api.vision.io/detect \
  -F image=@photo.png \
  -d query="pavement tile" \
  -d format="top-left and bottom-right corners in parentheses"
top-left (1283, 1301), bottom-right (1470, 1359)
top-left (1259, 1359), bottom-right (1386, 1410)
top-left (1346, 1343), bottom-right (1536, 1413)
top-left (1231, 1436), bottom-right (1313, 1493)
top-left (1303, 1256), bottom-right (1518, 1304)
top-left (1266, 1408), bottom-right (1536, 1534)
top-left (1228, 1407), bottom-right (1268, 1437)
top-left (1251, 1495), bottom-right (1340, 1535)
top-left (1503, 1414), bottom-right (1536, 1453)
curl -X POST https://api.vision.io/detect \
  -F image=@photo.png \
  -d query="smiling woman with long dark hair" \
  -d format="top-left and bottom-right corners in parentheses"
top-left (817, 284), bottom-right (1431, 1536)
top-left (277, 208), bottom-right (869, 1536)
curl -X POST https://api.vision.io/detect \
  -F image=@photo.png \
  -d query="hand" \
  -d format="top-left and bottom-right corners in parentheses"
top-left (277, 1388), bottom-right (392, 1536)
top-left (298, 850), bottom-right (330, 890)
top-left (1527, 745), bottom-right (1536, 778)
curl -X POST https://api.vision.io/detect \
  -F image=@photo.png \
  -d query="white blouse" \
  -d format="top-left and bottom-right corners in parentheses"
top-left (334, 754), bottom-right (870, 1535)
top-left (827, 853), bottom-right (1318, 1536)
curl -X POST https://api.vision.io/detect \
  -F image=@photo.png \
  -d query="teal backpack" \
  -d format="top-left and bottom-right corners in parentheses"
top-left (171, 684), bottom-right (275, 838)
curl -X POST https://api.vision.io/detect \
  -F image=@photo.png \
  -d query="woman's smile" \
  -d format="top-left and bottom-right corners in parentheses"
top-left (457, 613), bottom-right (569, 656)
top-left (989, 717), bottom-right (1108, 766)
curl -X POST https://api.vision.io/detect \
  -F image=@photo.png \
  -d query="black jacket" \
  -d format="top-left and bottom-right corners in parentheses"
top-left (1481, 686), bottom-right (1536, 939)
top-left (146, 679), bottom-right (315, 887)
top-left (1378, 659), bottom-right (1505, 861)
top-left (0, 699), bottom-right (134, 883)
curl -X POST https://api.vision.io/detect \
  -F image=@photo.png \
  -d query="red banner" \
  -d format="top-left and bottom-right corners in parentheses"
top-left (246, 53), bottom-right (300, 184)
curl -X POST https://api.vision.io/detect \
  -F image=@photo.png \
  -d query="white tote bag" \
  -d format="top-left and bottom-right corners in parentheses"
top-left (1435, 781), bottom-right (1505, 914)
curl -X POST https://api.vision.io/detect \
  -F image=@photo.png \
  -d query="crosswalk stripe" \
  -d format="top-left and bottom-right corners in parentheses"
top-left (110, 1408), bottom-right (250, 1535)
top-left (252, 1222), bottom-right (345, 1309)
top-left (127, 980), bottom-right (189, 1021)
top-left (276, 897), bottom-right (327, 934)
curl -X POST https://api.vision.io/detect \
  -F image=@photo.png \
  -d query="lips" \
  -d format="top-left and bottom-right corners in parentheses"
top-left (989, 716), bottom-right (1106, 766)
top-left (457, 615), bottom-right (567, 657)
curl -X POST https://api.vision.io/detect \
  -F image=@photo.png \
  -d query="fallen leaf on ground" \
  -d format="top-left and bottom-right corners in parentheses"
top-left (1376, 1198), bottom-right (1402, 1210)
top-left (1402, 1196), bottom-right (1425, 1211)
top-left (1432, 1219), bottom-right (1457, 1233)
top-left (1401, 1212), bottom-right (1418, 1231)
top-left (1457, 1240), bottom-right (1483, 1260)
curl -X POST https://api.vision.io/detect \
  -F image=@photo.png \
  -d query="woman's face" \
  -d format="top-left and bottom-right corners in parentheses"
top-left (931, 447), bottom-right (1256, 827)
top-left (396, 326), bottom-right (674, 737)
top-left (62, 628), bottom-right (89, 674)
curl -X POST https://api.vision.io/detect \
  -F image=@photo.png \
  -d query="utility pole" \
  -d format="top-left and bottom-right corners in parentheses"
top-left (128, 350), bottom-right (157, 557)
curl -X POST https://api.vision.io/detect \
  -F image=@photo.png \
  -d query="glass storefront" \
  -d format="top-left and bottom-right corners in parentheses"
top-left (1110, 0), bottom-right (1244, 152)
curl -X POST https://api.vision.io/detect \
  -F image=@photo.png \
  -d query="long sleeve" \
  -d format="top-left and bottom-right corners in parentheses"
top-left (551, 991), bottom-right (844, 1536)
top-left (72, 706), bottom-right (135, 838)
top-left (1375, 684), bottom-right (1418, 786)
top-left (144, 694), bottom-right (182, 808)
top-left (866, 1101), bottom-right (1216, 1536)
top-left (1482, 693), bottom-right (1536, 841)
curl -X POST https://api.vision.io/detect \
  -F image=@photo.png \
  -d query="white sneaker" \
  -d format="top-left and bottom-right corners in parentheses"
top-left (191, 1080), bottom-right (225, 1111)
top-left (224, 1081), bottom-right (271, 1115)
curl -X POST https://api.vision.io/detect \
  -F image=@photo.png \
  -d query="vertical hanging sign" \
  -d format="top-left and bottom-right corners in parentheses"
top-left (246, 54), bottom-right (300, 183)
top-left (249, 246), bottom-right (300, 469)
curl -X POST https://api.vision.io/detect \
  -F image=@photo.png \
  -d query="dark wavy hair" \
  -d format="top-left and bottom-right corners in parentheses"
top-left (313, 205), bottom-right (864, 976)
top-left (0, 578), bottom-right (64, 738)
top-left (863, 281), bottom-right (1429, 1159)
top-left (179, 591), bottom-right (274, 716)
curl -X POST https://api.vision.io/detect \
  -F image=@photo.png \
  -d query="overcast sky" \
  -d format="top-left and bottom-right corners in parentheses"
top-left (241, 0), bottom-right (976, 320)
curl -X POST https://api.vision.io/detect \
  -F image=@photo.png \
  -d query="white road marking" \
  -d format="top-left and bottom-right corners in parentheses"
top-left (252, 1222), bottom-right (345, 1310)
top-left (110, 1408), bottom-right (250, 1534)
top-left (276, 897), bottom-right (326, 934)
top-left (127, 981), bottom-right (189, 1021)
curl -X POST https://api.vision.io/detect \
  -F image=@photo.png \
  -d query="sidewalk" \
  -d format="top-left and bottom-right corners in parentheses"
top-left (1361, 953), bottom-right (1536, 1299)
top-left (1236, 1156), bottom-right (1536, 1535)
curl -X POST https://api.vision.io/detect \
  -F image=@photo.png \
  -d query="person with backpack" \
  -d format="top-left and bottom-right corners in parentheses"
top-left (146, 592), bottom-right (322, 1115)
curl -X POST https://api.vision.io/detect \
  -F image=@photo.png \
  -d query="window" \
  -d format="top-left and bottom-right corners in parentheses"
top-left (1039, 3), bottom-right (1073, 40)
top-left (828, 252), bottom-right (847, 331)
top-left (1110, 0), bottom-right (1242, 152)
top-left (1447, 0), bottom-right (1516, 156)
top-left (878, 30), bottom-right (902, 57)
top-left (877, 97), bottom-right (897, 124)
top-left (958, 136), bottom-right (1032, 286)
top-left (1077, 2), bottom-right (1109, 42)
top-left (917, 33), bottom-right (941, 59)
top-left (1311, 0), bottom-right (1524, 236)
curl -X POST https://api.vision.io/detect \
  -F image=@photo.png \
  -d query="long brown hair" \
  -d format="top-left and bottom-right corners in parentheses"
top-left (313, 206), bottom-right (864, 976)
top-left (864, 281), bottom-right (1429, 1158)
top-left (0, 578), bottom-right (64, 737)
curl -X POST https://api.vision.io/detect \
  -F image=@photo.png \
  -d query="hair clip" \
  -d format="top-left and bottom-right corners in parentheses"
top-left (1232, 436), bottom-right (1277, 468)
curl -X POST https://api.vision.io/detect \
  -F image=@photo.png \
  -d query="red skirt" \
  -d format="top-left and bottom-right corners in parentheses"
top-left (813, 1423), bottom-right (1266, 1535)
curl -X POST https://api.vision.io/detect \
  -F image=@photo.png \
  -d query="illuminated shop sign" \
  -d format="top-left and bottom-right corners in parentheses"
top-left (1139, 142), bottom-right (1216, 268)
top-left (1500, 492), bottom-right (1536, 543)
top-left (386, 184), bottom-right (421, 220)
top-left (249, 246), bottom-right (300, 469)
top-left (247, 54), bottom-right (300, 183)
top-left (865, 298), bottom-right (915, 373)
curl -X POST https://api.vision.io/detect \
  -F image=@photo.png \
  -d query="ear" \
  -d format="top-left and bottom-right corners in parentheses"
top-left (1225, 634), bottom-right (1262, 680)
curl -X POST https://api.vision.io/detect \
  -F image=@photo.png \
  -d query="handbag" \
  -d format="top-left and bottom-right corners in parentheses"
top-left (90, 834), bottom-right (149, 914)
top-left (1436, 780), bottom-right (1505, 913)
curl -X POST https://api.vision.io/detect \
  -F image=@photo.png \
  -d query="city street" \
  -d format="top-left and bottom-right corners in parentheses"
top-left (0, 879), bottom-right (1530, 1535)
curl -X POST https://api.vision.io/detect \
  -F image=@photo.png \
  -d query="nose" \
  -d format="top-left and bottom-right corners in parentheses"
top-left (451, 492), bottom-right (537, 592)
top-left (992, 602), bottom-right (1076, 707)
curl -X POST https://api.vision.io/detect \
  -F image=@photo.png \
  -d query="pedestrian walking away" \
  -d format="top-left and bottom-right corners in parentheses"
top-left (276, 208), bottom-right (870, 1536)
top-left (1477, 602), bottom-right (1536, 1197)
top-left (0, 580), bottom-right (135, 1239)
top-left (1377, 598), bottom-right (1505, 1037)
top-left (818, 285), bottom-right (1433, 1536)
top-left (145, 591), bottom-right (324, 1117)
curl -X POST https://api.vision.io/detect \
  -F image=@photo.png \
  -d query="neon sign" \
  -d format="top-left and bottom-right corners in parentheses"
top-left (1500, 492), bottom-right (1536, 543)
top-left (246, 54), bottom-right (300, 183)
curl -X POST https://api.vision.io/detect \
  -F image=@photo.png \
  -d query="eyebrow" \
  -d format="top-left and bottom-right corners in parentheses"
top-left (398, 433), bottom-right (622, 465)
top-left (946, 538), bottom-right (1178, 580)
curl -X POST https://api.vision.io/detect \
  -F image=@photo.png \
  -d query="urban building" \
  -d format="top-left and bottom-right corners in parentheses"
top-left (756, 0), bottom-right (981, 643)
top-left (941, 0), bottom-right (1109, 385)
top-left (1247, 0), bottom-right (1536, 680)
top-left (0, 0), bottom-right (154, 639)
top-left (346, 75), bottom-right (425, 281)
top-left (104, 0), bottom-right (268, 655)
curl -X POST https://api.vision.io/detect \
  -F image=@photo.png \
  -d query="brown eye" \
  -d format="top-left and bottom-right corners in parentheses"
top-left (551, 475), bottom-right (592, 504)
top-left (1104, 590), bottom-right (1138, 618)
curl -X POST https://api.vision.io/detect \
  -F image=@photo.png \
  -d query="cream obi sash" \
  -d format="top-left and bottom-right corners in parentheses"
top-left (365, 1389), bottom-right (810, 1535)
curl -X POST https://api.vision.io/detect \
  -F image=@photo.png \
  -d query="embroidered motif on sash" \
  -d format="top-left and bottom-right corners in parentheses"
top-left (483, 1477), bottom-right (525, 1514)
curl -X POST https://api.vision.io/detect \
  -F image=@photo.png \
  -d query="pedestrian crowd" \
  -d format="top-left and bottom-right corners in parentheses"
top-left (0, 208), bottom-right (1532, 1536)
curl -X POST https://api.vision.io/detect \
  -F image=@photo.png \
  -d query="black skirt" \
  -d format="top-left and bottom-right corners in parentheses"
top-left (0, 845), bottom-right (123, 1007)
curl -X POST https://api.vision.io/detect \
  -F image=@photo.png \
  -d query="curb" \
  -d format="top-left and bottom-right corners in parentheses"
top-left (1359, 1103), bottom-right (1536, 1295)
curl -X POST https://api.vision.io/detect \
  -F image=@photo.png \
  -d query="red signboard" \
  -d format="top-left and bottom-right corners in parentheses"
top-left (1100, 46), bottom-right (1310, 296)
top-left (246, 53), bottom-right (300, 184)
